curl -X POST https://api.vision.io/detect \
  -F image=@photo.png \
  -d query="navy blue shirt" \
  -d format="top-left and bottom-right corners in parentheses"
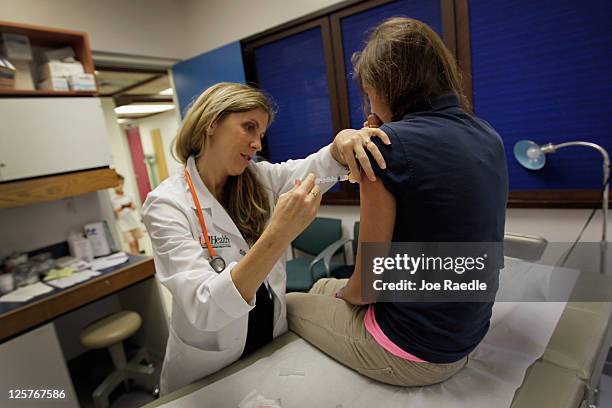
top-left (370, 93), bottom-right (508, 364)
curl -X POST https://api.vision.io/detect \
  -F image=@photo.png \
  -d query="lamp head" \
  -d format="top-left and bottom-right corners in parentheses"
top-left (514, 140), bottom-right (546, 170)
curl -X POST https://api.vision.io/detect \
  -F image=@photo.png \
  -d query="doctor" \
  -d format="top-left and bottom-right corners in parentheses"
top-left (142, 82), bottom-right (389, 395)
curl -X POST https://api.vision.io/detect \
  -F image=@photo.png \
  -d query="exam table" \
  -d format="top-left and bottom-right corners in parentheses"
top-left (144, 234), bottom-right (612, 408)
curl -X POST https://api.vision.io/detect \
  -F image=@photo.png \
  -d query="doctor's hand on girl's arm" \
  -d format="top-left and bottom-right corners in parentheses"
top-left (230, 173), bottom-right (322, 302)
top-left (330, 126), bottom-right (390, 183)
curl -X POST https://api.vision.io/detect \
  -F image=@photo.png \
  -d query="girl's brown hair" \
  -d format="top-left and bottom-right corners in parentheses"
top-left (173, 82), bottom-right (275, 245)
top-left (352, 17), bottom-right (469, 120)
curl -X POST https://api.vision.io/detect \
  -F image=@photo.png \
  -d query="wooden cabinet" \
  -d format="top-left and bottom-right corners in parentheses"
top-left (0, 22), bottom-right (118, 208)
top-left (0, 20), bottom-right (97, 96)
top-left (0, 323), bottom-right (78, 407)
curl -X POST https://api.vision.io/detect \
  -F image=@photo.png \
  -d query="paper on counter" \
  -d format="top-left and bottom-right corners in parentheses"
top-left (46, 269), bottom-right (101, 289)
top-left (0, 282), bottom-right (54, 303)
top-left (89, 252), bottom-right (129, 271)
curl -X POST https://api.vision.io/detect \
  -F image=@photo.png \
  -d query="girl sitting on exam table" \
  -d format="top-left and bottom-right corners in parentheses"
top-left (141, 82), bottom-right (389, 395)
top-left (287, 17), bottom-right (509, 387)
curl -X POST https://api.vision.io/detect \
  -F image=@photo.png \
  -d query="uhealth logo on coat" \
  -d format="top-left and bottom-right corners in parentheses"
top-left (208, 235), bottom-right (231, 248)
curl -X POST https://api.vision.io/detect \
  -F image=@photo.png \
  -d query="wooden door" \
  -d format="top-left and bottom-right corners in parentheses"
top-left (126, 126), bottom-right (151, 203)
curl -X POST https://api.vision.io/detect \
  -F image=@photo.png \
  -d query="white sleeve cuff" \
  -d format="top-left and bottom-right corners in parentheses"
top-left (317, 145), bottom-right (349, 194)
top-left (208, 262), bottom-right (255, 318)
top-left (321, 144), bottom-right (350, 177)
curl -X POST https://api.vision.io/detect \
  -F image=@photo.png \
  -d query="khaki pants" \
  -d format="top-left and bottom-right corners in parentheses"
top-left (286, 278), bottom-right (468, 386)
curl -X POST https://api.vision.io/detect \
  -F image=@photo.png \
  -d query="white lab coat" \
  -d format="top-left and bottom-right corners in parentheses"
top-left (142, 145), bottom-right (347, 395)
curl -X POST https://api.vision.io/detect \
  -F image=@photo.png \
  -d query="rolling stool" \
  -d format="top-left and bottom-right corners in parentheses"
top-left (80, 311), bottom-right (158, 408)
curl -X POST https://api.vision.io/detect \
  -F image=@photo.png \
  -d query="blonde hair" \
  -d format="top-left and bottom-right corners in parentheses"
top-left (353, 17), bottom-right (470, 119)
top-left (173, 82), bottom-right (276, 246)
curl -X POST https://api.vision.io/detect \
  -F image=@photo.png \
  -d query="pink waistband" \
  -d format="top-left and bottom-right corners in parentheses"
top-left (364, 305), bottom-right (428, 362)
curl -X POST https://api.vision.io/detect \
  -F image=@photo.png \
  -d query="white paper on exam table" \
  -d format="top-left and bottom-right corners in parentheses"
top-left (498, 257), bottom-right (580, 301)
top-left (46, 269), bottom-right (101, 289)
top-left (0, 281), bottom-right (54, 302)
top-left (159, 263), bottom-right (580, 408)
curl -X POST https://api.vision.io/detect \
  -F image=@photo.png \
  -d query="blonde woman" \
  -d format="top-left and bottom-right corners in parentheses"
top-left (141, 82), bottom-right (389, 395)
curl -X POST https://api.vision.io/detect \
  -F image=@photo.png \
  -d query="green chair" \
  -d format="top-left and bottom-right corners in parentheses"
top-left (286, 217), bottom-right (350, 292)
top-left (329, 221), bottom-right (360, 279)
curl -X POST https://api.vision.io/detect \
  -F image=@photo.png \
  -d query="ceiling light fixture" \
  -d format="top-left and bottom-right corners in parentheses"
top-left (114, 104), bottom-right (175, 115)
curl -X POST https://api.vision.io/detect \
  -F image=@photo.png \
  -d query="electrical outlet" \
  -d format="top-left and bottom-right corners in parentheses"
top-left (64, 197), bottom-right (77, 214)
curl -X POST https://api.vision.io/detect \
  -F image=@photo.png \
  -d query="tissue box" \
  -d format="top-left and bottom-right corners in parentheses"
top-left (37, 76), bottom-right (69, 91)
top-left (38, 60), bottom-right (84, 80)
top-left (0, 33), bottom-right (33, 61)
top-left (13, 60), bottom-right (34, 90)
top-left (67, 73), bottom-right (96, 91)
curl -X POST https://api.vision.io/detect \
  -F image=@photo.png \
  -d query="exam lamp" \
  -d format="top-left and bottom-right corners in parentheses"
top-left (514, 140), bottom-right (610, 274)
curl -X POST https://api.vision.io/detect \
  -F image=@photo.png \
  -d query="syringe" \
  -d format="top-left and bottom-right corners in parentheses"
top-left (315, 174), bottom-right (350, 184)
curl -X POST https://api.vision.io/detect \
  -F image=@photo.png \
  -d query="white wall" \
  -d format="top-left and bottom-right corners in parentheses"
top-left (319, 206), bottom-right (612, 244)
top-left (0, 192), bottom-right (112, 259)
top-left (0, 0), bottom-right (187, 59)
top-left (0, 0), bottom-right (350, 59)
top-left (101, 98), bottom-right (140, 203)
top-left (130, 108), bottom-right (183, 180)
top-left (181, 0), bottom-right (346, 57)
top-left (318, 204), bottom-right (612, 272)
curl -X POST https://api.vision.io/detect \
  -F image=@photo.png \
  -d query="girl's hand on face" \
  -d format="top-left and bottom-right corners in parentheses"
top-left (269, 173), bottom-right (322, 243)
top-left (363, 113), bottom-right (383, 128)
top-left (332, 126), bottom-right (391, 183)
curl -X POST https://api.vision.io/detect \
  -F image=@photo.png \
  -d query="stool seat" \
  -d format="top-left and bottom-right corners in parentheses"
top-left (80, 311), bottom-right (142, 350)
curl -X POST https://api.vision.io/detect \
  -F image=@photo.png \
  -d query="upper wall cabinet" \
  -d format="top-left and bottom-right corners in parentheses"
top-left (0, 97), bottom-right (111, 182)
top-left (0, 21), bottom-right (97, 96)
top-left (0, 22), bottom-right (116, 208)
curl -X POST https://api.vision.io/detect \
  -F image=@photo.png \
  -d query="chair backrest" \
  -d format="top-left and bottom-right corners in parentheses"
top-left (292, 217), bottom-right (342, 256)
top-left (503, 232), bottom-right (548, 261)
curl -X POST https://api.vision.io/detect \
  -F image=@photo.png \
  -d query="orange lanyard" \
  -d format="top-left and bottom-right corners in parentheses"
top-left (184, 168), bottom-right (216, 257)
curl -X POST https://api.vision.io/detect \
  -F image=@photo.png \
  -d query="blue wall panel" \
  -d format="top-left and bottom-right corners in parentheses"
top-left (340, 0), bottom-right (442, 128)
top-left (470, 0), bottom-right (612, 190)
top-left (172, 42), bottom-right (246, 118)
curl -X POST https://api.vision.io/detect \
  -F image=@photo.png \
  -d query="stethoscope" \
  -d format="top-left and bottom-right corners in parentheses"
top-left (184, 167), bottom-right (227, 273)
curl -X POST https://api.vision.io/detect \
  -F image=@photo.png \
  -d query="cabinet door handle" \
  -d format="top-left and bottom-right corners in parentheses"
top-left (0, 163), bottom-right (5, 168)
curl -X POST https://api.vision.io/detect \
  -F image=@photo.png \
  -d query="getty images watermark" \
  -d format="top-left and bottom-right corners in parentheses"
top-left (359, 242), bottom-right (612, 303)
top-left (372, 252), bottom-right (489, 291)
